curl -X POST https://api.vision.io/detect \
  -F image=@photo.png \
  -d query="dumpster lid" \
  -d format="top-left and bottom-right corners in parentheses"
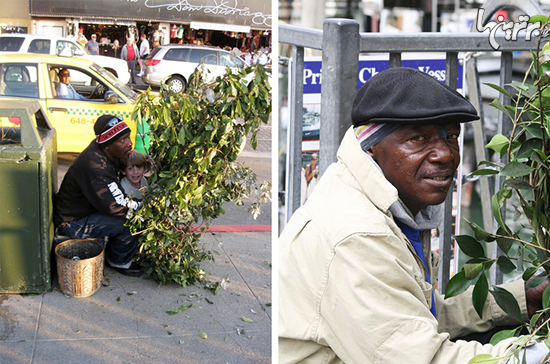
top-left (0, 99), bottom-right (42, 115)
top-left (0, 99), bottom-right (53, 147)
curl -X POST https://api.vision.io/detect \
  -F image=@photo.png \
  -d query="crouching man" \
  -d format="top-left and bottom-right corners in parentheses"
top-left (54, 114), bottom-right (142, 277)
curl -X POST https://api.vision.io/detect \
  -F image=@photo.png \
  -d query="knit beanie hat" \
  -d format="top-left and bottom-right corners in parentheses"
top-left (94, 115), bottom-right (130, 147)
top-left (352, 67), bottom-right (479, 151)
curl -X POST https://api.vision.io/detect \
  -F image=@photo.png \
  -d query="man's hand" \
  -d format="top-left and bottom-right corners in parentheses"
top-left (525, 274), bottom-right (550, 318)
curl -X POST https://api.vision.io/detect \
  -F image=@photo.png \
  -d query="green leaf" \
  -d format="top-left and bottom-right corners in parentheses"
top-left (503, 178), bottom-right (534, 190)
top-left (177, 128), bottom-right (187, 146)
top-left (526, 275), bottom-right (546, 289)
top-left (500, 162), bottom-right (535, 178)
top-left (492, 189), bottom-right (512, 233)
top-left (477, 160), bottom-right (504, 169)
top-left (241, 316), bottom-right (254, 323)
top-left (488, 101), bottom-right (513, 129)
top-left (473, 271), bottom-right (489, 318)
top-left (166, 303), bottom-right (193, 315)
top-left (517, 138), bottom-right (543, 159)
top-left (530, 15), bottom-right (548, 24)
top-left (543, 282), bottom-right (550, 309)
top-left (490, 287), bottom-right (524, 323)
top-left (496, 256), bottom-right (516, 274)
top-left (199, 330), bottom-right (208, 339)
top-left (495, 237), bottom-right (514, 255)
top-left (523, 266), bottom-right (539, 281)
top-left (454, 235), bottom-right (487, 258)
top-left (445, 270), bottom-right (472, 299)
top-left (530, 312), bottom-right (542, 331)
top-left (489, 327), bottom-right (520, 346)
top-left (485, 133), bottom-right (510, 157)
top-left (523, 122), bottom-right (544, 139)
top-left (466, 219), bottom-right (491, 241)
top-left (464, 262), bottom-right (484, 280)
top-left (467, 354), bottom-right (501, 364)
top-left (484, 83), bottom-right (513, 99)
top-left (470, 169), bottom-right (499, 176)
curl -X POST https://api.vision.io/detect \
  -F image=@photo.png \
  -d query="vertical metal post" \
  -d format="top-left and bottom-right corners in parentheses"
top-left (319, 19), bottom-right (360, 176)
top-left (465, 58), bottom-right (493, 233)
top-left (439, 52), bottom-right (458, 293)
top-left (491, 52), bottom-right (513, 285)
top-left (389, 53), bottom-right (402, 68)
top-left (431, 0), bottom-right (438, 32)
top-left (286, 45), bottom-right (305, 219)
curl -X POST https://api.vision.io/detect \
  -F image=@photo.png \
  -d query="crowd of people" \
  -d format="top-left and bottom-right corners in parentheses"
top-left (79, 30), bottom-right (271, 72)
top-left (226, 46), bottom-right (272, 66)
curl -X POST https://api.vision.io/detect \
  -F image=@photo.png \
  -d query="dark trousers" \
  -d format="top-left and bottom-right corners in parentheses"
top-left (127, 59), bottom-right (137, 83)
top-left (58, 213), bottom-right (138, 269)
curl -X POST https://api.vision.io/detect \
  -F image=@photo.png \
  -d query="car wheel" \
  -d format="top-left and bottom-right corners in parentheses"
top-left (166, 76), bottom-right (186, 93)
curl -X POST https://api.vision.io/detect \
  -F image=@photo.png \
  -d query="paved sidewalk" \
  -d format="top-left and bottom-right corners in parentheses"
top-left (0, 123), bottom-right (273, 364)
top-left (0, 230), bottom-right (271, 364)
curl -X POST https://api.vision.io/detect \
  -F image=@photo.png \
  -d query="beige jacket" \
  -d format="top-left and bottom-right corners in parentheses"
top-left (278, 127), bottom-right (529, 364)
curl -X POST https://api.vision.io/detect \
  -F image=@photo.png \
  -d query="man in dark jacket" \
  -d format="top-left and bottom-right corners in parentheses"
top-left (54, 114), bottom-right (142, 276)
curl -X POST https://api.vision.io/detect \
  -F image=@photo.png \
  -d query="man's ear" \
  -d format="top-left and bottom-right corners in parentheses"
top-left (366, 147), bottom-right (375, 159)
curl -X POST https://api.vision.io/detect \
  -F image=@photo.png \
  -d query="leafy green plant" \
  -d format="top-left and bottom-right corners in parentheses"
top-left (445, 15), bottom-right (550, 362)
top-left (127, 63), bottom-right (272, 287)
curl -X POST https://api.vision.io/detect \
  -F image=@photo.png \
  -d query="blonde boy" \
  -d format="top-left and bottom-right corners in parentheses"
top-left (121, 150), bottom-right (150, 200)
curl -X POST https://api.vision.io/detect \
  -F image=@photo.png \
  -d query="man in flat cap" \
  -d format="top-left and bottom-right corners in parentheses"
top-left (55, 114), bottom-right (142, 276)
top-left (278, 68), bottom-right (549, 363)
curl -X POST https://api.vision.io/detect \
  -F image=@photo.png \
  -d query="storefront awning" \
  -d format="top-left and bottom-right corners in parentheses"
top-left (29, 0), bottom-right (272, 30)
top-left (190, 21), bottom-right (250, 33)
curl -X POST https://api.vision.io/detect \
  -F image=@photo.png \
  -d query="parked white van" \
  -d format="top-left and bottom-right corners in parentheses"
top-left (0, 34), bottom-right (131, 84)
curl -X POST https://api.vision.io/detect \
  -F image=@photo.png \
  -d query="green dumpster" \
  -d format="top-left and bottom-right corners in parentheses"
top-left (0, 100), bottom-right (57, 293)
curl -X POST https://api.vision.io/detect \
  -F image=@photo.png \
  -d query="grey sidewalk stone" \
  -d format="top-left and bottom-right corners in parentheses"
top-left (0, 231), bottom-right (271, 364)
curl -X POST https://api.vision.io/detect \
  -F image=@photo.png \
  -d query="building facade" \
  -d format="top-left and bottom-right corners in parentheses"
top-left (1, 0), bottom-right (272, 55)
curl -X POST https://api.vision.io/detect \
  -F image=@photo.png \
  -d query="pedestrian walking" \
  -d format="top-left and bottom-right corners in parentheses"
top-left (85, 34), bottom-right (100, 55)
top-left (137, 34), bottom-right (150, 76)
top-left (121, 38), bottom-right (139, 84)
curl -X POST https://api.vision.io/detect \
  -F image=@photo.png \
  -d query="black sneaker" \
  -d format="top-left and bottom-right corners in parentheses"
top-left (106, 261), bottom-right (143, 277)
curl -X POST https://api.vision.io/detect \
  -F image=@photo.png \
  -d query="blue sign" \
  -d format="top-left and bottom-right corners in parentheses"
top-left (303, 58), bottom-right (464, 94)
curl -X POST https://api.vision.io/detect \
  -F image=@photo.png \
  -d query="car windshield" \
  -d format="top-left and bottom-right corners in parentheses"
top-left (221, 53), bottom-right (245, 68)
top-left (91, 63), bottom-right (137, 101)
top-left (74, 42), bottom-right (92, 56)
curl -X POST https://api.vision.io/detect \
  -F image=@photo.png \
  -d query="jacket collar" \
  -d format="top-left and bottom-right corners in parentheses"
top-left (337, 126), bottom-right (399, 214)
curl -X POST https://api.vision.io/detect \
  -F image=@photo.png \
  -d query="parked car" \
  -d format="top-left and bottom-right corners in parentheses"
top-left (0, 53), bottom-right (148, 153)
top-left (0, 34), bottom-right (131, 84)
top-left (142, 44), bottom-right (250, 93)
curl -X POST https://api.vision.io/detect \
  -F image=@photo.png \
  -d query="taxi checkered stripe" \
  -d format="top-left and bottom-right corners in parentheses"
top-left (65, 108), bottom-right (131, 118)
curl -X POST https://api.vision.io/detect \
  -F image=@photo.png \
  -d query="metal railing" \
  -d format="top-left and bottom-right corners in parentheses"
top-left (280, 16), bottom-right (546, 291)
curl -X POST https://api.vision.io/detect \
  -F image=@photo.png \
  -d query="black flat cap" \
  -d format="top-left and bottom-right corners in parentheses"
top-left (351, 67), bottom-right (479, 126)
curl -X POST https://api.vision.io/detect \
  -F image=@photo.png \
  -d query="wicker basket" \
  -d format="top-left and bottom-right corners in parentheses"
top-left (55, 239), bottom-right (104, 298)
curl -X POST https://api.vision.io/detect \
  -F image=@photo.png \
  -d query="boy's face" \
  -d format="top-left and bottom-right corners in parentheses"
top-left (125, 165), bottom-right (146, 185)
